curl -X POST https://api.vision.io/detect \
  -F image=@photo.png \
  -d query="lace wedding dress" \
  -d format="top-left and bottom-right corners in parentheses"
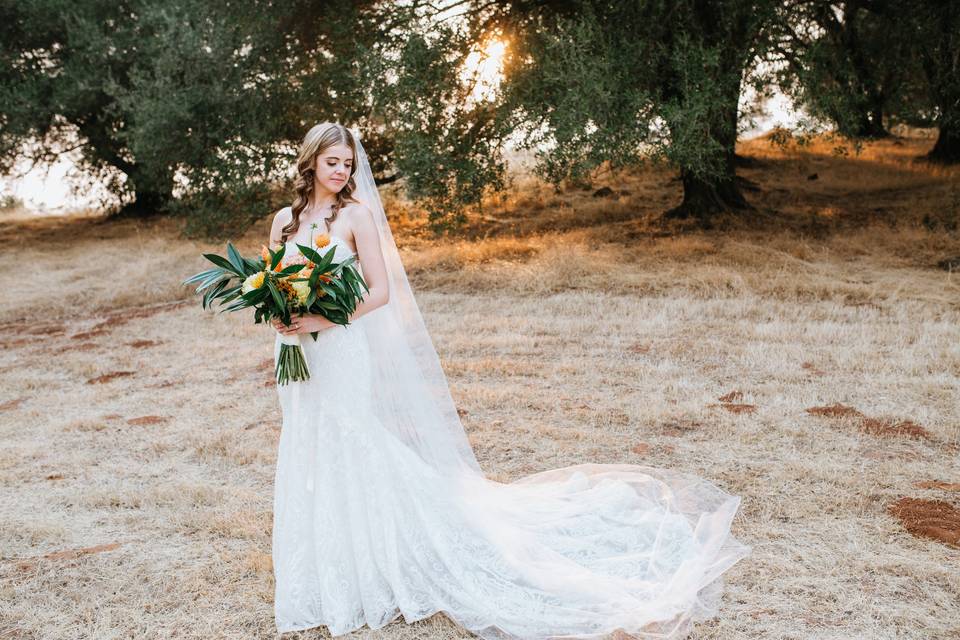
top-left (271, 229), bottom-right (751, 639)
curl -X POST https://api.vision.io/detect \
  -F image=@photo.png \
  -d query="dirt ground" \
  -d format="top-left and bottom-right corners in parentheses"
top-left (1, 132), bottom-right (958, 639)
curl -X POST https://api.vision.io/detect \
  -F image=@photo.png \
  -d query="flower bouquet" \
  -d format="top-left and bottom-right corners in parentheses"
top-left (182, 234), bottom-right (368, 385)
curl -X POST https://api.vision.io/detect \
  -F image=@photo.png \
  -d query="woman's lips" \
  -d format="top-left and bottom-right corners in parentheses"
top-left (331, 178), bottom-right (345, 183)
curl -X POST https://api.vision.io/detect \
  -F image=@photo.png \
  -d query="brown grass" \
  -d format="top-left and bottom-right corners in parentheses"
top-left (1, 132), bottom-right (959, 639)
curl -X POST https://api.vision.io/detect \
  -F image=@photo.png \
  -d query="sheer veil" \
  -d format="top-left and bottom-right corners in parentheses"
top-left (349, 127), bottom-right (484, 478)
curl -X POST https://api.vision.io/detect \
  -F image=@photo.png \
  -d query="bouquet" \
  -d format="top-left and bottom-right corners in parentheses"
top-left (182, 234), bottom-right (368, 385)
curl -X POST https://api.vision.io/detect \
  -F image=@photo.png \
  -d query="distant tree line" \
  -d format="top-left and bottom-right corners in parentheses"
top-left (0, 0), bottom-right (956, 236)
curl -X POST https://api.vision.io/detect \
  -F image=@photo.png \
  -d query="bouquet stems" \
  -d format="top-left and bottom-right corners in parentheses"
top-left (276, 334), bottom-right (310, 385)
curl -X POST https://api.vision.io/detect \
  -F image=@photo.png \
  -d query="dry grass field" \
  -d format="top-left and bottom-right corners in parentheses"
top-left (1, 132), bottom-right (958, 639)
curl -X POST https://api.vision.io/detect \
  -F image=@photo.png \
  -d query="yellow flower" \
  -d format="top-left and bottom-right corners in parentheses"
top-left (291, 280), bottom-right (311, 305)
top-left (241, 271), bottom-right (266, 294)
top-left (314, 233), bottom-right (330, 248)
top-left (260, 244), bottom-right (271, 264)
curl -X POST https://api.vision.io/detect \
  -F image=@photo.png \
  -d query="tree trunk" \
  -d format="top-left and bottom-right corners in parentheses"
top-left (927, 120), bottom-right (960, 163)
top-left (867, 97), bottom-right (889, 138)
top-left (665, 166), bottom-right (751, 225)
top-left (78, 117), bottom-right (172, 217)
top-left (115, 187), bottom-right (170, 217)
top-left (855, 101), bottom-right (888, 138)
top-left (665, 63), bottom-right (752, 224)
top-left (111, 165), bottom-right (173, 218)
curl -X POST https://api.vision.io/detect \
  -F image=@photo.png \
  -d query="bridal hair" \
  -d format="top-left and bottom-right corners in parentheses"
top-left (281, 122), bottom-right (361, 244)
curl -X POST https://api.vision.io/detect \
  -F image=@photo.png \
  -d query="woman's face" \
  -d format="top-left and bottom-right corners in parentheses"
top-left (314, 143), bottom-right (354, 194)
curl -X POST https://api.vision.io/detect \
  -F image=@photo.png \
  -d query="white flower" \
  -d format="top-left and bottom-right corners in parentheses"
top-left (241, 271), bottom-right (266, 294)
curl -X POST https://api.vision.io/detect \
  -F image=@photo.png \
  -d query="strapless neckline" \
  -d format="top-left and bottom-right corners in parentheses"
top-left (286, 234), bottom-right (356, 257)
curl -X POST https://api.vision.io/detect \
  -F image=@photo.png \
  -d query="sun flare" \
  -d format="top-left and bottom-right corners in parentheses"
top-left (462, 38), bottom-right (508, 103)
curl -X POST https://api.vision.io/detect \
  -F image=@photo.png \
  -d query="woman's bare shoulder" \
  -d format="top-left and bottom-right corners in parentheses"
top-left (343, 200), bottom-right (376, 224)
top-left (273, 205), bottom-right (292, 226)
top-left (269, 206), bottom-right (292, 244)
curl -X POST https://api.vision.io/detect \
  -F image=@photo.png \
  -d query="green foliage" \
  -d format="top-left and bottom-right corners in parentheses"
top-left (488, 0), bottom-right (779, 210)
top-left (657, 34), bottom-right (739, 181)
top-left (774, 1), bottom-right (916, 139)
top-left (905, 0), bottom-right (960, 161)
top-left (499, 4), bottom-right (657, 188)
top-left (0, 0), bottom-right (406, 237)
top-left (372, 23), bottom-right (510, 232)
top-left (4, 0), bottom-right (956, 235)
top-left (774, 0), bottom-right (958, 162)
top-left (166, 180), bottom-right (279, 239)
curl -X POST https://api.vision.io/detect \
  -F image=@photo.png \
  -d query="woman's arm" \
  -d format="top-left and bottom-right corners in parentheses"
top-left (269, 208), bottom-right (287, 247)
top-left (298, 204), bottom-right (390, 332)
top-left (345, 204), bottom-right (389, 320)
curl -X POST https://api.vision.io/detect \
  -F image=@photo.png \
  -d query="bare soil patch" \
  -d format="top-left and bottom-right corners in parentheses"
top-left (626, 342), bottom-right (652, 354)
top-left (127, 339), bottom-right (163, 348)
top-left (806, 403), bottom-right (864, 419)
top-left (806, 404), bottom-right (933, 440)
top-left (914, 480), bottom-right (960, 492)
top-left (887, 498), bottom-right (960, 549)
top-left (719, 403), bottom-right (757, 414)
top-left (85, 371), bottom-right (136, 384)
top-left (88, 300), bottom-right (190, 332)
top-left (713, 391), bottom-right (757, 414)
top-left (801, 361), bottom-right (826, 376)
top-left (657, 419), bottom-right (703, 437)
top-left (0, 397), bottom-right (27, 411)
top-left (7, 541), bottom-right (125, 576)
top-left (860, 417), bottom-right (931, 440)
top-left (630, 442), bottom-right (676, 456)
top-left (126, 415), bottom-right (170, 426)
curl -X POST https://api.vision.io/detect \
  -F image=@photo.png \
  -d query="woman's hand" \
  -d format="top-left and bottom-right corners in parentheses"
top-left (271, 313), bottom-right (334, 335)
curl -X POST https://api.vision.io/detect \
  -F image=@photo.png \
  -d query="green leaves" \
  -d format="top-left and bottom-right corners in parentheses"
top-left (226, 242), bottom-right (247, 274)
top-left (202, 278), bottom-right (231, 310)
top-left (182, 267), bottom-right (227, 288)
top-left (201, 253), bottom-right (241, 275)
top-left (265, 277), bottom-right (287, 319)
top-left (183, 241), bottom-right (369, 332)
top-left (268, 243), bottom-right (286, 270)
top-left (295, 243), bottom-right (336, 271)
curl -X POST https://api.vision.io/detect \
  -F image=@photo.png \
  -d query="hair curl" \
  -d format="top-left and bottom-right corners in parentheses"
top-left (281, 122), bottom-right (360, 244)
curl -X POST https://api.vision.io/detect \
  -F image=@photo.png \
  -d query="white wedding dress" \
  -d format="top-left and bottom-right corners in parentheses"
top-left (272, 233), bottom-right (751, 639)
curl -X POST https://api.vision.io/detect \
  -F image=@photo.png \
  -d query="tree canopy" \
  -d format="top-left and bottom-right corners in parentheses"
top-left (1, 0), bottom-right (956, 237)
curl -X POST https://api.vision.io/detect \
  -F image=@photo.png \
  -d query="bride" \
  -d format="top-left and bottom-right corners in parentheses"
top-left (266, 122), bottom-right (750, 639)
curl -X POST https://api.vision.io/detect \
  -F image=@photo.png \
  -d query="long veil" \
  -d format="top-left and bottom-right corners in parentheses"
top-left (350, 128), bottom-right (484, 477)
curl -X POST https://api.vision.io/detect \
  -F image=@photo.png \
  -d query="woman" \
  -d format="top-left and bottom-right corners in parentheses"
top-left (268, 122), bottom-right (750, 639)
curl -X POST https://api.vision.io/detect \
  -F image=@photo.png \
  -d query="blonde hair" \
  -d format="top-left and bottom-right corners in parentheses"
top-left (281, 122), bottom-right (360, 243)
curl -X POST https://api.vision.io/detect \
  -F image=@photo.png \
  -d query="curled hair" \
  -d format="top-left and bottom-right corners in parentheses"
top-left (281, 122), bottom-right (360, 244)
